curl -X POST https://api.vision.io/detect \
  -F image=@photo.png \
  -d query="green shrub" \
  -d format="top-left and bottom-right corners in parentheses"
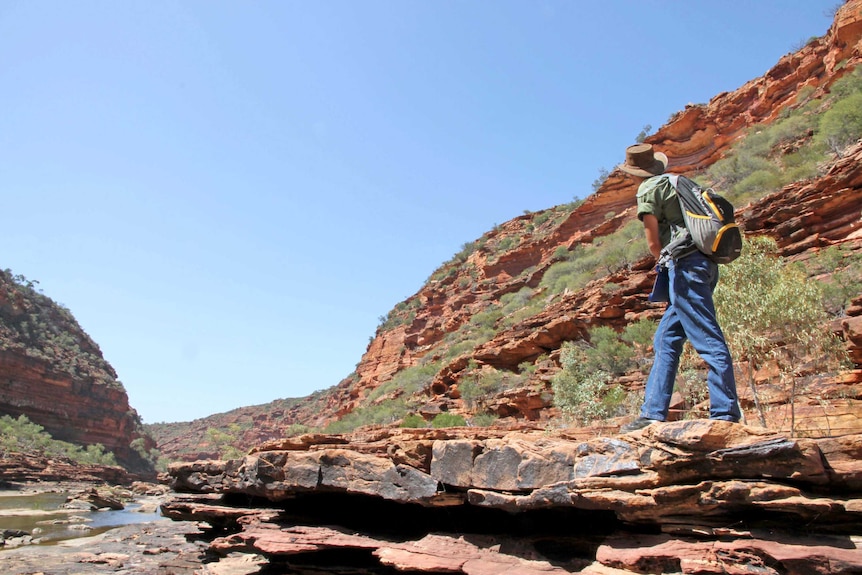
top-left (130, 437), bottom-right (160, 468)
top-left (205, 426), bottom-right (245, 459)
top-left (539, 256), bottom-right (597, 296)
top-left (499, 301), bottom-right (545, 329)
top-left (442, 329), bottom-right (495, 360)
top-left (533, 211), bottom-right (552, 226)
top-left (621, 318), bottom-right (658, 350)
top-left (809, 244), bottom-right (862, 316)
top-left (583, 326), bottom-right (636, 376)
top-left (470, 413), bottom-right (499, 427)
top-left (0, 414), bottom-right (118, 466)
top-left (781, 145), bottom-right (822, 182)
top-left (368, 362), bottom-right (441, 402)
top-left (817, 91), bottom-right (862, 154)
top-left (714, 236), bottom-right (849, 431)
top-left (732, 168), bottom-right (783, 203)
top-left (431, 413), bottom-right (467, 428)
top-left (551, 341), bottom-right (626, 425)
top-left (377, 299), bottom-right (420, 331)
top-left (285, 423), bottom-right (313, 436)
top-left (551, 321), bottom-right (648, 424)
top-left (324, 399), bottom-right (411, 434)
top-left (796, 85), bottom-right (816, 104)
top-left (597, 220), bottom-right (650, 273)
top-left (552, 246), bottom-right (570, 261)
top-left (769, 113), bottom-right (817, 146)
top-left (470, 307), bottom-right (503, 329)
top-left (496, 236), bottom-right (518, 253)
top-left (400, 414), bottom-right (426, 428)
top-left (518, 358), bottom-right (540, 376)
top-left (830, 66), bottom-right (862, 98)
top-left (459, 365), bottom-right (525, 410)
top-left (500, 287), bottom-right (534, 314)
top-left (675, 368), bottom-right (709, 418)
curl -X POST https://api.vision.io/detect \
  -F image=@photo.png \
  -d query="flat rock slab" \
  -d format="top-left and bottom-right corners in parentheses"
top-left (0, 518), bottom-right (214, 575)
top-left (162, 421), bottom-right (862, 574)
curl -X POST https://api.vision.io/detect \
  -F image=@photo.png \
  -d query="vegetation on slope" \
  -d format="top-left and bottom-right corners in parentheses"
top-left (65, 61), bottom-right (862, 463)
top-left (320, 65), bottom-right (862, 435)
top-left (154, 64), bottom-right (862, 457)
top-left (708, 66), bottom-right (862, 205)
top-left (0, 269), bottom-right (122, 387)
top-left (0, 414), bottom-right (118, 466)
top-left (0, 269), bottom-right (158, 472)
top-left (149, 62), bottom-right (862, 462)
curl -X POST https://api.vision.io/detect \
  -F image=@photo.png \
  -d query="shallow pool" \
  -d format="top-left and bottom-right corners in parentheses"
top-left (0, 491), bottom-right (167, 546)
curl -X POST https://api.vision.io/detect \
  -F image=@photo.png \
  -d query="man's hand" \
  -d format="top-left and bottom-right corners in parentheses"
top-left (642, 214), bottom-right (662, 259)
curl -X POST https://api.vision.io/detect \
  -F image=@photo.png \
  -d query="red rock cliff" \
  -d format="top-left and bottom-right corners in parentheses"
top-left (150, 1), bottom-right (862, 460)
top-left (338, 0), bottom-right (862, 419)
top-left (0, 270), bottom-right (155, 473)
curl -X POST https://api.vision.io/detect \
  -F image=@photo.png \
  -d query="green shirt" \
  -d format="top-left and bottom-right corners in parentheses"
top-left (636, 175), bottom-right (684, 248)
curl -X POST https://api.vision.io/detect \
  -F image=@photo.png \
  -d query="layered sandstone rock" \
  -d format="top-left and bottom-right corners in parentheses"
top-left (163, 420), bottom-right (862, 574)
top-left (300, 0), bottom-right (862, 429)
top-left (0, 272), bottom-right (154, 474)
top-left (153, 3), bottom-right (862, 571)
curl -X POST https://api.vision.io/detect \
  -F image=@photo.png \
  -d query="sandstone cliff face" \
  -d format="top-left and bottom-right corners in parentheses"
top-left (314, 0), bottom-right (862, 428)
top-left (150, 0), bottom-right (862, 462)
top-left (153, 4), bottom-right (862, 573)
top-left (0, 271), bottom-right (155, 474)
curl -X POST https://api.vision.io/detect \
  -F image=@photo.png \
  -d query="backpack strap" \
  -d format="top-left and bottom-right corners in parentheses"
top-left (658, 173), bottom-right (699, 264)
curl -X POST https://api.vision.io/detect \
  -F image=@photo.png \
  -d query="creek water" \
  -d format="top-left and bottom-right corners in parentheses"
top-left (0, 490), bottom-right (167, 546)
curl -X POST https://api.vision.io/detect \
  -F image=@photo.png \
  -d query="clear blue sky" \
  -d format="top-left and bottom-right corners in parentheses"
top-left (0, 1), bottom-right (838, 423)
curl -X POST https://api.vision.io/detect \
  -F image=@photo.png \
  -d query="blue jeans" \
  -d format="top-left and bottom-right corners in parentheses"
top-left (640, 251), bottom-right (741, 422)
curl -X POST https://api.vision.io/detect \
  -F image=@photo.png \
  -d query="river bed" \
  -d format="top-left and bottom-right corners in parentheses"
top-left (0, 488), bottom-right (167, 546)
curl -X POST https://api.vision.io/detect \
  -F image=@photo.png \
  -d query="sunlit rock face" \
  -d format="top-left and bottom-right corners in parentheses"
top-left (163, 421), bottom-right (862, 574)
top-left (150, 0), bottom-right (862, 462)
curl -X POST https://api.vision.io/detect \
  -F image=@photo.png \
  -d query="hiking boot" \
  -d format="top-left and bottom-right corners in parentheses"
top-left (620, 417), bottom-right (657, 433)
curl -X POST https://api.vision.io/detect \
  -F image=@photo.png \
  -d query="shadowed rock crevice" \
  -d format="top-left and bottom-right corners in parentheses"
top-left (163, 421), bottom-right (862, 574)
top-left (221, 490), bottom-right (622, 541)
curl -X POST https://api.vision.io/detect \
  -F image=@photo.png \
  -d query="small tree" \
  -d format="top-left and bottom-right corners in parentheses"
top-left (552, 338), bottom-right (627, 425)
top-left (621, 318), bottom-right (658, 373)
top-left (592, 167), bottom-right (609, 192)
top-left (811, 244), bottom-right (862, 316)
top-left (635, 124), bottom-right (653, 143)
top-left (714, 236), bottom-right (848, 432)
top-left (583, 326), bottom-right (635, 375)
top-left (205, 426), bottom-right (245, 459)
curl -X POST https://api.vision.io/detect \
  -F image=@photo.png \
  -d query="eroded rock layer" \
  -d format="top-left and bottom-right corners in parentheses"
top-left (163, 421), bottom-right (862, 574)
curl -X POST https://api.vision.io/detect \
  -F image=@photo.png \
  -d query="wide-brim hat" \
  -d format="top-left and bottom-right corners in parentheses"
top-left (618, 143), bottom-right (668, 178)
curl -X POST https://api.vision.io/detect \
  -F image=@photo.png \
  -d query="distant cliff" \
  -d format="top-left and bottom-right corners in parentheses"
top-left (0, 269), bottom-right (156, 476)
top-left (150, 0), bottom-right (862, 462)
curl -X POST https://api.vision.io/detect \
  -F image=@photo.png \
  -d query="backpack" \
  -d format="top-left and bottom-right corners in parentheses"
top-left (660, 175), bottom-right (743, 265)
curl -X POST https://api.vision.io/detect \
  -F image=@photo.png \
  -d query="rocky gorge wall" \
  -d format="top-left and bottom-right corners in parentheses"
top-left (0, 3), bottom-right (859, 574)
top-left (155, 8), bottom-right (862, 573)
top-left (0, 271), bottom-right (155, 474)
top-left (153, 0), bottom-right (862, 460)
top-left (146, 0), bottom-right (862, 463)
top-left (349, 0), bottom-right (862, 403)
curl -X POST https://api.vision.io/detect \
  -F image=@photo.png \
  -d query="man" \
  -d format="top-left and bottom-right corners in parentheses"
top-left (618, 143), bottom-right (741, 432)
